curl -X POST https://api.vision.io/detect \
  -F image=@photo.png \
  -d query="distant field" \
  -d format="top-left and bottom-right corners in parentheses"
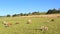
top-left (20, 14), bottom-right (60, 18)
top-left (0, 14), bottom-right (60, 34)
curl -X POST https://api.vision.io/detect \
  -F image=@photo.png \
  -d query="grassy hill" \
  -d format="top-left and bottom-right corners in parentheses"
top-left (0, 15), bottom-right (60, 34)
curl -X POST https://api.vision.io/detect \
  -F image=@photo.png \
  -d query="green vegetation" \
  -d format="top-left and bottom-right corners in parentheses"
top-left (46, 8), bottom-right (60, 14)
top-left (6, 8), bottom-right (60, 17)
top-left (0, 17), bottom-right (60, 34)
top-left (7, 14), bottom-right (11, 17)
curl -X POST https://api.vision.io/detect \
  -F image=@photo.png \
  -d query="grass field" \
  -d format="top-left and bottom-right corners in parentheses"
top-left (0, 16), bottom-right (60, 34)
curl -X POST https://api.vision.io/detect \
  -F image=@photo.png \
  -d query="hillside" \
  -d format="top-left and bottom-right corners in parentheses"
top-left (19, 14), bottom-right (60, 18)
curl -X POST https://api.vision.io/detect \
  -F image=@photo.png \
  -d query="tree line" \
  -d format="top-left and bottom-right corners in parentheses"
top-left (7, 8), bottom-right (60, 17)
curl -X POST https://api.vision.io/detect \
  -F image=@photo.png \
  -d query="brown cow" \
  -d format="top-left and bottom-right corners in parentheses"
top-left (3, 21), bottom-right (12, 27)
top-left (15, 22), bottom-right (19, 24)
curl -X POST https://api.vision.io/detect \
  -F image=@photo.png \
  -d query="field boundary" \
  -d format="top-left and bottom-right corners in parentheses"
top-left (20, 14), bottom-right (60, 18)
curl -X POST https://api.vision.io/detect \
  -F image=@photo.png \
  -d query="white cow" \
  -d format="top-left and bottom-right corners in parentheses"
top-left (27, 19), bottom-right (31, 24)
top-left (40, 26), bottom-right (48, 31)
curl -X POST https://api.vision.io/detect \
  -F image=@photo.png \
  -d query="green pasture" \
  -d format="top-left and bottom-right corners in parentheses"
top-left (0, 17), bottom-right (60, 34)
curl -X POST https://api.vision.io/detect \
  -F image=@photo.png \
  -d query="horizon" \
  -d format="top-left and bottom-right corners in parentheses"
top-left (0, 0), bottom-right (60, 16)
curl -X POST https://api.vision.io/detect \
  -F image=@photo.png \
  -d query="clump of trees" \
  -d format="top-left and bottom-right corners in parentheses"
top-left (46, 8), bottom-right (60, 14)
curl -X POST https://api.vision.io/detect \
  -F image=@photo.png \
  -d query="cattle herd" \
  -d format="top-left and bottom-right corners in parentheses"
top-left (2, 19), bottom-right (55, 32)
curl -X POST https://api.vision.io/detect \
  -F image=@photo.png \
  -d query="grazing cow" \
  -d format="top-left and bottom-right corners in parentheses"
top-left (15, 22), bottom-right (19, 24)
top-left (3, 21), bottom-right (7, 25)
top-left (7, 22), bottom-right (12, 25)
top-left (40, 26), bottom-right (48, 31)
top-left (27, 19), bottom-right (31, 24)
top-left (4, 23), bottom-right (9, 27)
top-left (3, 21), bottom-right (12, 27)
top-left (51, 19), bottom-right (54, 21)
top-left (5, 23), bottom-right (12, 27)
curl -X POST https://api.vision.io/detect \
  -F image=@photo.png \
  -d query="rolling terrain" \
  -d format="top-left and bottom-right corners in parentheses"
top-left (0, 14), bottom-right (60, 34)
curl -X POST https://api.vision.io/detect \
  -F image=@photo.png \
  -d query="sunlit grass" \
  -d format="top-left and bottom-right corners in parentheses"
top-left (0, 17), bottom-right (60, 34)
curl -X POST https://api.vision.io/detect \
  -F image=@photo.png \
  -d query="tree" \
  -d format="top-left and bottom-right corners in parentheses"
top-left (12, 14), bottom-right (17, 17)
top-left (46, 8), bottom-right (58, 14)
top-left (7, 14), bottom-right (10, 17)
top-left (23, 13), bottom-right (28, 16)
top-left (20, 13), bottom-right (23, 16)
top-left (52, 9), bottom-right (57, 13)
top-left (28, 12), bottom-right (31, 15)
top-left (32, 12), bottom-right (40, 15)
